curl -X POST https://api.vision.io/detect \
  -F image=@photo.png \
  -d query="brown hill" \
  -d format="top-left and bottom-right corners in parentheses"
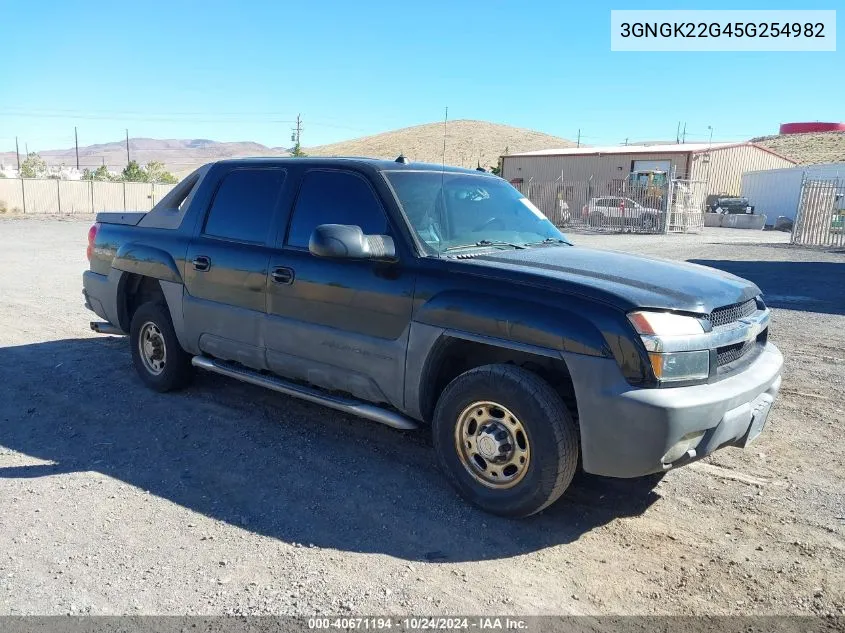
top-left (752, 131), bottom-right (845, 165)
top-left (303, 120), bottom-right (576, 169)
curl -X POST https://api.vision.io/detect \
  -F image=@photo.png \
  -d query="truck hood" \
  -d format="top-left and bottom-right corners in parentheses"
top-left (469, 245), bottom-right (760, 314)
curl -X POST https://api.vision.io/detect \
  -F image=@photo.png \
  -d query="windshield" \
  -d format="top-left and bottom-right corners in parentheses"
top-left (385, 171), bottom-right (568, 253)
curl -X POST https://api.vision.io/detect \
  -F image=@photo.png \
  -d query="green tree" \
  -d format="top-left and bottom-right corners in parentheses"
top-left (81, 168), bottom-right (93, 180)
top-left (121, 160), bottom-right (145, 182)
top-left (19, 152), bottom-right (49, 179)
top-left (143, 161), bottom-right (178, 184)
top-left (93, 165), bottom-right (113, 181)
top-left (290, 142), bottom-right (307, 157)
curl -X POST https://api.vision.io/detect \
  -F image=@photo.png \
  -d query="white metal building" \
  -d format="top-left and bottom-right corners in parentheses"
top-left (501, 142), bottom-right (795, 199)
top-left (741, 163), bottom-right (845, 220)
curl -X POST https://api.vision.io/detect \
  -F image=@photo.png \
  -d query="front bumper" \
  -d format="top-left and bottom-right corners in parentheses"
top-left (565, 343), bottom-right (783, 478)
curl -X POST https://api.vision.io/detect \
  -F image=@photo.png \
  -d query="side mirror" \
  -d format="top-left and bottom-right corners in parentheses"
top-left (308, 224), bottom-right (396, 261)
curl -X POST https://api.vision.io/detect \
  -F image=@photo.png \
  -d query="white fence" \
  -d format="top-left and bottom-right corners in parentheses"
top-left (0, 178), bottom-right (177, 214)
top-left (515, 177), bottom-right (706, 234)
top-left (792, 178), bottom-right (845, 248)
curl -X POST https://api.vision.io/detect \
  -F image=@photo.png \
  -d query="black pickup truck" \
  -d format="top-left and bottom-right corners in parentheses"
top-left (83, 157), bottom-right (782, 517)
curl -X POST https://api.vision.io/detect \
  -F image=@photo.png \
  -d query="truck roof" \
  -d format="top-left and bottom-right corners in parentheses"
top-left (212, 156), bottom-right (489, 175)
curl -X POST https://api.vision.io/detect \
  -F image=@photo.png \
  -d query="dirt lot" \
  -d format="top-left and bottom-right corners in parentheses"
top-left (0, 216), bottom-right (843, 617)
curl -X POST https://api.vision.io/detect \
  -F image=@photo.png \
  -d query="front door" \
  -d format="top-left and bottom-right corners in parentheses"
top-left (264, 168), bottom-right (415, 408)
top-left (183, 167), bottom-right (287, 369)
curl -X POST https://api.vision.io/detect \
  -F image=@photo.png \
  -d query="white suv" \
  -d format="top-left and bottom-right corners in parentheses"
top-left (581, 196), bottom-right (662, 230)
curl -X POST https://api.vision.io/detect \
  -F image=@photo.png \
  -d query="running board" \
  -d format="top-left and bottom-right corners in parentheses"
top-left (191, 356), bottom-right (418, 431)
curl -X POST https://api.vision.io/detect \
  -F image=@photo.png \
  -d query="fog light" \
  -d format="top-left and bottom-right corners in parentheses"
top-left (648, 350), bottom-right (710, 382)
top-left (662, 431), bottom-right (705, 464)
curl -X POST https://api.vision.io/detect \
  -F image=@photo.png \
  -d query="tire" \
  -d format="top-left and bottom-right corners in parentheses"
top-left (432, 364), bottom-right (579, 518)
top-left (129, 301), bottom-right (193, 392)
top-left (588, 212), bottom-right (605, 228)
top-left (641, 214), bottom-right (658, 232)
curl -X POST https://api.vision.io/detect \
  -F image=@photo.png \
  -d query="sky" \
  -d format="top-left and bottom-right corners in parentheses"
top-left (0, 0), bottom-right (842, 154)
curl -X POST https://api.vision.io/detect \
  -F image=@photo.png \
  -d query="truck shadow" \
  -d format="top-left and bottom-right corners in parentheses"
top-left (690, 259), bottom-right (845, 316)
top-left (0, 337), bottom-right (658, 563)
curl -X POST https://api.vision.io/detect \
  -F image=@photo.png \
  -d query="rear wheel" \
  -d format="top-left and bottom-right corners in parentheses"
top-left (130, 301), bottom-right (193, 392)
top-left (588, 211), bottom-right (606, 228)
top-left (433, 364), bottom-right (579, 517)
top-left (641, 214), bottom-right (658, 232)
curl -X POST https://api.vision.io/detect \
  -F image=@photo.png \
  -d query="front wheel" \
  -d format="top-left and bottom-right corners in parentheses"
top-left (130, 301), bottom-right (194, 392)
top-left (432, 364), bottom-right (579, 517)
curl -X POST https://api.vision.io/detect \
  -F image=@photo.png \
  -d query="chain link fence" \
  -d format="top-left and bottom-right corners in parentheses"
top-left (792, 178), bottom-right (845, 248)
top-left (514, 177), bottom-right (706, 234)
top-left (0, 178), bottom-right (176, 214)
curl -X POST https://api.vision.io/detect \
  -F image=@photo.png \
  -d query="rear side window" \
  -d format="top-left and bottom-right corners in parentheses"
top-left (203, 169), bottom-right (285, 243)
top-left (286, 170), bottom-right (387, 248)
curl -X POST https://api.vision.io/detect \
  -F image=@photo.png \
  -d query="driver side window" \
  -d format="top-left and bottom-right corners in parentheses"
top-left (286, 170), bottom-right (388, 249)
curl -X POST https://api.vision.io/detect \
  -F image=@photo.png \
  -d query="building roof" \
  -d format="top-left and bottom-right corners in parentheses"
top-left (506, 142), bottom-right (746, 158)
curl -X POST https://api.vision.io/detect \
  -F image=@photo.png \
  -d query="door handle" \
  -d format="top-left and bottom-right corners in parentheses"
top-left (271, 266), bottom-right (294, 285)
top-left (192, 256), bottom-right (211, 272)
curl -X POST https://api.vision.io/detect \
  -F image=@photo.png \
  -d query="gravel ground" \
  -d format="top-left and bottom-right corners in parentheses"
top-left (0, 216), bottom-right (843, 616)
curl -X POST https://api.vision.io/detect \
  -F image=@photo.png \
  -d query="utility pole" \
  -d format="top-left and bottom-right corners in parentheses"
top-left (74, 127), bottom-right (80, 170)
top-left (15, 137), bottom-right (20, 170)
top-left (291, 114), bottom-right (303, 146)
top-left (125, 129), bottom-right (130, 165)
top-left (676, 121), bottom-right (681, 144)
top-left (681, 122), bottom-right (687, 144)
top-left (576, 129), bottom-right (581, 148)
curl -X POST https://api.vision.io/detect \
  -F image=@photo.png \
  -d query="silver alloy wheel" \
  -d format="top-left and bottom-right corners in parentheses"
top-left (454, 401), bottom-right (531, 489)
top-left (138, 321), bottom-right (167, 376)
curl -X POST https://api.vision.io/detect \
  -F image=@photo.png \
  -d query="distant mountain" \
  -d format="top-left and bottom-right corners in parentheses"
top-left (304, 119), bottom-right (577, 168)
top-left (0, 138), bottom-right (289, 178)
top-left (0, 120), bottom-right (576, 179)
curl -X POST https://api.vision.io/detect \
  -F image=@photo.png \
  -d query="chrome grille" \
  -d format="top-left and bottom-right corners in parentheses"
top-left (709, 299), bottom-right (757, 328)
top-left (717, 339), bottom-right (755, 366)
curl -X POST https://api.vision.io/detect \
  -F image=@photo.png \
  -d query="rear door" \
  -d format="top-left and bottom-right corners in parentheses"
top-left (264, 168), bottom-right (415, 408)
top-left (183, 167), bottom-right (287, 369)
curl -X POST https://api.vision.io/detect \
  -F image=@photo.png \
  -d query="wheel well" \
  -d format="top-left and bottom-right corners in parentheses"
top-left (118, 274), bottom-right (165, 331)
top-left (421, 337), bottom-right (578, 425)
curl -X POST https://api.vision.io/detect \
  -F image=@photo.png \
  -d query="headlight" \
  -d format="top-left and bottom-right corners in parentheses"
top-left (628, 311), bottom-right (704, 337)
top-left (628, 311), bottom-right (710, 383)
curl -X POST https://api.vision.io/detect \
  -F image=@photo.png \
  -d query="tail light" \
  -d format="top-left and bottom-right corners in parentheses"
top-left (87, 223), bottom-right (100, 261)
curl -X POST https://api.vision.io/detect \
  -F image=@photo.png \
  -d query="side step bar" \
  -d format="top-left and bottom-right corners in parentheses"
top-left (191, 356), bottom-right (418, 431)
top-left (90, 321), bottom-right (126, 335)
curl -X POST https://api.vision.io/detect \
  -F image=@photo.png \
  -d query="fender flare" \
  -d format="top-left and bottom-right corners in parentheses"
top-left (112, 242), bottom-right (182, 284)
top-left (413, 289), bottom-right (612, 358)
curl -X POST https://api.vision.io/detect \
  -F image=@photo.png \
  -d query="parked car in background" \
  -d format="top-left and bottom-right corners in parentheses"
top-left (581, 196), bottom-right (662, 230)
top-left (707, 195), bottom-right (755, 215)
